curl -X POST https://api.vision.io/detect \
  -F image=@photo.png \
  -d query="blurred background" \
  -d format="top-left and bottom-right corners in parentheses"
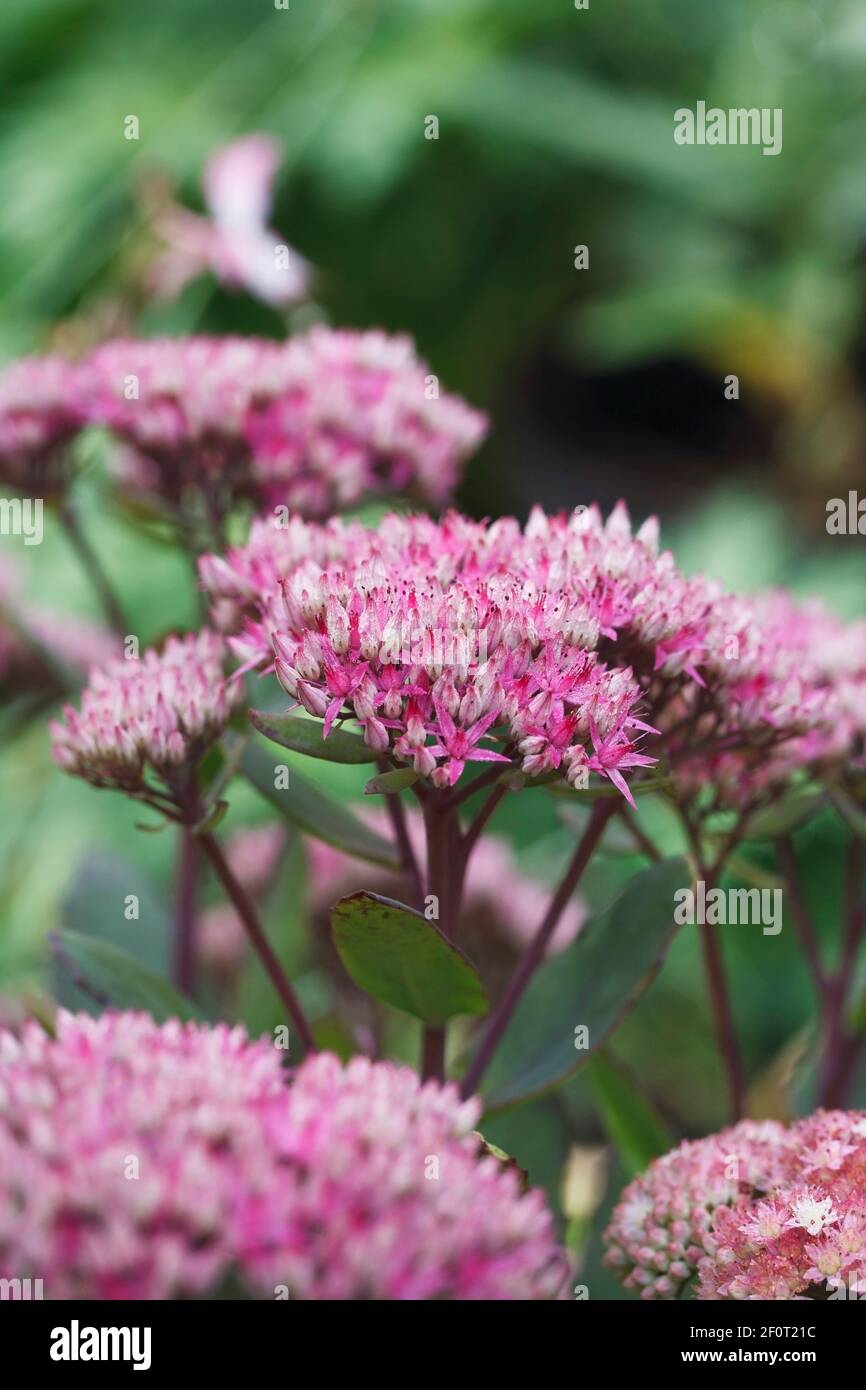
top-left (2, 0), bottom-right (866, 1296)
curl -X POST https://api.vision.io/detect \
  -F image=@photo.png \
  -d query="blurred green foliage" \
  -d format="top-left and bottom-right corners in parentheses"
top-left (3, 0), bottom-right (866, 505)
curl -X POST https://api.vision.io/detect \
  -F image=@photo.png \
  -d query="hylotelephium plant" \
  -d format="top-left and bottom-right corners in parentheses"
top-left (197, 500), bottom-right (866, 1108)
top-left (8, 322), bottom-right (865, 1113)
top-left (2, 263), bottom-right (865, 1301)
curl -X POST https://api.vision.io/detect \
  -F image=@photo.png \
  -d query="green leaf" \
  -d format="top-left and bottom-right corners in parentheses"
top-left (742, 790), bottom-right (825, 841)
top-left (481, 856), bottom-right (689, 1110)
top-left (248, 710), bottom-right (376, 765)
top-left (58, 852), bottom-right (172, 1014)
top-left (364, 767), bottom-right (419, 796)
top-left (848, 986), bottom-right (866, 1035)
top-left (330, 891), bottom-right (488, 1025)
top-left (53, 930), bottom-right (202, 1022)
top-left (586, 1052), bottom-right (672, 1177)
top-left (237, 738), bottom-right (400, 869)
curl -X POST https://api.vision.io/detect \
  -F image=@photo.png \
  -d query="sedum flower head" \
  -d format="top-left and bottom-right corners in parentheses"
top-left (202, 506), bottom-right (660, 800)
top-left (0, 1012), bottom-right (287, 1299)
top-left (0, 1012), bottom-right (566, 1301)
top-left (604, 1111), bottom-right (866, 1300)
top-left (50, 630), bottom-right (239, 796)
top-left (671, 591), bottom-right (866, 804)
top-left (198, 499), bottom-right (866, 801)
top-left (242, 1048), bottom-right (567, 1300)
top-left (85, 335), bottom-right (294, 510)
top-left (85, 328), bottom-right (486, 519)
top-left (243, 325), bottom-right (487, 513)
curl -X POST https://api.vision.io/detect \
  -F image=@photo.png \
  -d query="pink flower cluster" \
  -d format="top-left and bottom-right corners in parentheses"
top-left (0, 1012), bottom-right (286, 1299)
top-left (50, 630), bottom-right (239, 795)
top-left (251, 1047), bottom-right (566, 1300)
top-left (0, 354), bottom-right (85, 494)
top-left (201, 502), bottom-right (866, 802)
top-left (202, 507), bottom-right (660, 797)
top-left (0, 327), bottom-right (485, 518)
top-left (672, 590), bottom-right (866, 804)
top-left (84, 327), bottom-right (486, 517)
top-left (604, 1110), bottom-right (866, 1299)
top-left (85, 335), bottom-right (288, 508)
top-left (243, 325), bottom-right (486, 513)
top-left (0, 1012), bottom-right (566, 1300)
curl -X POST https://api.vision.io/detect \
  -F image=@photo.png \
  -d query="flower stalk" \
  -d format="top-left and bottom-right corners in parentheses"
top-left (420, 792), bottom-right (466, 1081)
top-left (197, 829), bottom-right (315, 1054)
top-left (173, 827), bottom-right (199, 995)
top-left (680, 809), bottom-right (746, 1120)
top-left (59, 498), bottom-right (128, 639)
top-left (460, 799), bottom-right (618, 1099)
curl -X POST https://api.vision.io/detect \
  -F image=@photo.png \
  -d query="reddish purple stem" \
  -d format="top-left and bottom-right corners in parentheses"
top-left (459, 799), bottom-right (617, 1099)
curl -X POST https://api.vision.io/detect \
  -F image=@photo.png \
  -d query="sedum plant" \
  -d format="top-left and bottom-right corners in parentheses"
top-left (1, 307), bottom-right (865, 1300)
